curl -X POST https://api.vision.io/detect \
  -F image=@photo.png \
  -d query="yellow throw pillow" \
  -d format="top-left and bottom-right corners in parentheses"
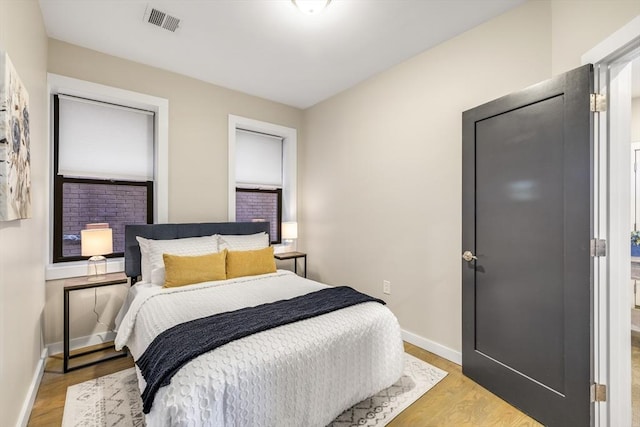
top-left (163, 250), bottom-right (227, 288)
top-left (226, 246), bottom-right (276, 279)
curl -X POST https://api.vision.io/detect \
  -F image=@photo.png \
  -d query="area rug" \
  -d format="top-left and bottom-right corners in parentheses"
top-left (62, 352), bottom-right (447, 427)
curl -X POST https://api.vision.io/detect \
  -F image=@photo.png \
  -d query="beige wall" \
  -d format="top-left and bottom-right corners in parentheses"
top-left (48, 39), bottom-right (303, 223)
top-left (633, 97), bottom-right (640, 142)
top-left (301, 1), bottom-right (551, 353)
top-left (44, 40), bottom-right (303, 346)
top-left (300, 0), bottom-right (640, 355)
top-left (551, 0), bottom-right (640, 75)
top-left (0, 1), bottom-right (48, 425)
top-left (8, 3), bottom-right (638, 420)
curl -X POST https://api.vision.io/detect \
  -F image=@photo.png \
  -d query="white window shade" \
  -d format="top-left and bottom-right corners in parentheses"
top-left (57, 95), bottom-right (154, 181)
top-left (236, 129), bottom-right (283, 187)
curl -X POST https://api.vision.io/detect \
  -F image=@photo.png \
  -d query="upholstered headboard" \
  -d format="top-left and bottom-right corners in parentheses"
top-left (124, 222), bottom-right (270, 280)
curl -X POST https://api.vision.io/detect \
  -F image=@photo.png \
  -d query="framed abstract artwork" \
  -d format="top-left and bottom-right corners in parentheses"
top-left (0, 51), bottom-right (31, 221)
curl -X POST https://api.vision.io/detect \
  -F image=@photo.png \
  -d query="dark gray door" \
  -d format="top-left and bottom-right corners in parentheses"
top-left (462, 64), bottom-right (592, 427)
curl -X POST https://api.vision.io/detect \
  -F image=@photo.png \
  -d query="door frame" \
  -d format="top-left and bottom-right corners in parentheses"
top-left (582, 15), bottom-right (640, 427)
top-left (631, 142), bottom-right (640, 232)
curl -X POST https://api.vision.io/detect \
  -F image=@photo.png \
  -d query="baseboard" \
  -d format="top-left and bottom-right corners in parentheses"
top-left (16, 348), bottom-right (47, 427)
top-left (401, 329), bottom-right (462, 365)
top-left (51, 330), bottom-right (461, 364)
top-left (47, 331), bottom-right (117, 357)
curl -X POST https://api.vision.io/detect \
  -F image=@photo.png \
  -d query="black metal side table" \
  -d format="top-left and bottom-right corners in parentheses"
top-left (63, 272), bottom-right (128, 373)
top-left (274, 251), bottom-right (307, 278)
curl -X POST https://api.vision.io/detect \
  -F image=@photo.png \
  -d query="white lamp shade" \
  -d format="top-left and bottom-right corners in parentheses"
top-left (282, 222), bottom-right (298, 239)
top-left (85, 222), bottom-right (109, 230)
top-left (81, 228), bottom-right (113, 256)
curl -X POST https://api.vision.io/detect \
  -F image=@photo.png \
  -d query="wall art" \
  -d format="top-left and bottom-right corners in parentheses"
top-left (0, 51), bottom-right (31, 221)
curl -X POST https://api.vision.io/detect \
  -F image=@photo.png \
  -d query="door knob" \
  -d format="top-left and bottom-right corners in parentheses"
top-left (462, 251), bottom-right (477, 262)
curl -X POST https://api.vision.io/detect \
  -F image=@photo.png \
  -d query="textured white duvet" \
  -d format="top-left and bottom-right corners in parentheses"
top-left (115, 270), bottom-right (404, 427)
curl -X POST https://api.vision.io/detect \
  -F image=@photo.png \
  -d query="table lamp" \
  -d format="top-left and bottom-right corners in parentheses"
top-left (81, 224), bottom-right (113, 279)
top-left (282, 221), bottom-right (298, 251)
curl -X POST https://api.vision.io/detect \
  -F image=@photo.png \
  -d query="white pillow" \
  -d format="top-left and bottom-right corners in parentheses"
top-left (217, 232), bottom-right (269, 252)
top-left (136, 236), bottom-right (152, 283)
top-left (136, 235), bottom-right (219, 284)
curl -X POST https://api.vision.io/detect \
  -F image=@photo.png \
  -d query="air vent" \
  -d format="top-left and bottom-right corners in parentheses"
top-left (144, 5), bottom-right (180, 33)
top-left (162, 15), bottom-right (180, 32)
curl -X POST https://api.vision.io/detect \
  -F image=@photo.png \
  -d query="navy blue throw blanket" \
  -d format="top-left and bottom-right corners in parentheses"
top-left (136, 286), bottom-right (385, 414)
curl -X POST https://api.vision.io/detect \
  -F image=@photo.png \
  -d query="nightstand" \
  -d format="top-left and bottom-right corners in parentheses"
top-left (63, 272), bottom-right (129, 373)
top-left (274, 251), bottom-right (307, 278)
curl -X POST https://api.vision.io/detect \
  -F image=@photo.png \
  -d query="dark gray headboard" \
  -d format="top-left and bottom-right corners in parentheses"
top-left (124, 222), bottom-right (270, 280)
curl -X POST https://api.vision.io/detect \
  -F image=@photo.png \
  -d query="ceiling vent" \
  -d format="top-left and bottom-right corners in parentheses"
top-left (144, 5), bottom-right (180, 32)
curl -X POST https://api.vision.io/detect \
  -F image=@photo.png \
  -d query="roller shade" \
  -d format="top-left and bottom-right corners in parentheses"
top-left (57, 95), bottom-right (154, 181)
top-left (235, 129), bottom-right (283, 187)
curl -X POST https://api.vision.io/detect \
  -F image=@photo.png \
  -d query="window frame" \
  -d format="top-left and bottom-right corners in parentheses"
top-left (52, 177), bottom-right (154, 263)
top-left (235, 187), bottom-right (282, 244)
top-left (51, 94), bottom-right (154, 263)
top-left (228, 115), bottom-right (297, 237)
top-left (46, 73), bottom-right (168, 280)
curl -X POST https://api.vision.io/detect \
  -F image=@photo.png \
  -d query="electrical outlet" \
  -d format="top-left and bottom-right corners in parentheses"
top-left (383, 280), bottom-right (391, 295)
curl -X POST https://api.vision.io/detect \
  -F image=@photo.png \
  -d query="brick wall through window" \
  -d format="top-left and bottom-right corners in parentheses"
top-left (236, 189), bottom-right (280, 242)
top-left (62, 182), bottom-right (148, 257)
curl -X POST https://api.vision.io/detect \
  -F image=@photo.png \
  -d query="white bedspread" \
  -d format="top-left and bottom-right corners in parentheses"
top-left (115, 270), bottom-right (404, 427)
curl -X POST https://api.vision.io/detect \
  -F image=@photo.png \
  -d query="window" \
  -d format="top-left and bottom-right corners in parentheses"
top-left (228, 115), bottom-right (297, 245)
top-left (235, 188), bottom-right (282, 243)
top-left (52, 94), bottom-right (154, 262)
top-left (235, 129), bottom-right (283, 243)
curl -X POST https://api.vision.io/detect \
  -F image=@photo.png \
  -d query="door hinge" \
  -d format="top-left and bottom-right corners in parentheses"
top-left (590, 93), bottom-right (606, 112)
top-left (590, 239), bottom-right (607, 257)
top-left (591, 383), bottom-right (607, 402)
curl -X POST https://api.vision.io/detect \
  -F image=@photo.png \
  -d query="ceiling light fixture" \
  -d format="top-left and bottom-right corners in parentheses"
top-left (292, 0), bottom-right (332, 15)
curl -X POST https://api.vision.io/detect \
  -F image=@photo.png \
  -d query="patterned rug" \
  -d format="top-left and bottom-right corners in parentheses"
top-left (62, 352), bottom-right (447, 427)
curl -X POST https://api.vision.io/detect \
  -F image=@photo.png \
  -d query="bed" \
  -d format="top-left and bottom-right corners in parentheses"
top-left (115, 222), bottom-right (404, 426)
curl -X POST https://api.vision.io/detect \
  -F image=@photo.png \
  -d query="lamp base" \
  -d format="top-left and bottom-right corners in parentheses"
top-left (87, 255), bottom-right (107, 280)
top-left (284, 239), bottom-right (297, 252)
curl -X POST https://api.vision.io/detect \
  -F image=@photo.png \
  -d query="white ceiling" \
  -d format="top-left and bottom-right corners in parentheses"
top-left (38, 0), bottom-right (525, 109)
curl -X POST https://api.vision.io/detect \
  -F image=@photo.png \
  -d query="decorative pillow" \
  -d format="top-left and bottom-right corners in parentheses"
top-left (218, 232), bottom-right (269, 252)
top-left (136, 235), bottom-right (219, 285)
top-left (163, 251), bottom-right (227, 288)
top-left (226, 246), bottom-right (276, 279)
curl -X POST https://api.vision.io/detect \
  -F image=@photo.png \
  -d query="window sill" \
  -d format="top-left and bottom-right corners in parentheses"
top-left (45, 258), bottom-right (125, 281)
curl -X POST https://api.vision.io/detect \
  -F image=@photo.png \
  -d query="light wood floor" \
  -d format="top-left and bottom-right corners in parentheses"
top-left (28, 344), bottom-right (135, 426)
top-left (28, 341), bottom-right (541, 426)
top-left (395, 343), bottom-right (540, 426)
